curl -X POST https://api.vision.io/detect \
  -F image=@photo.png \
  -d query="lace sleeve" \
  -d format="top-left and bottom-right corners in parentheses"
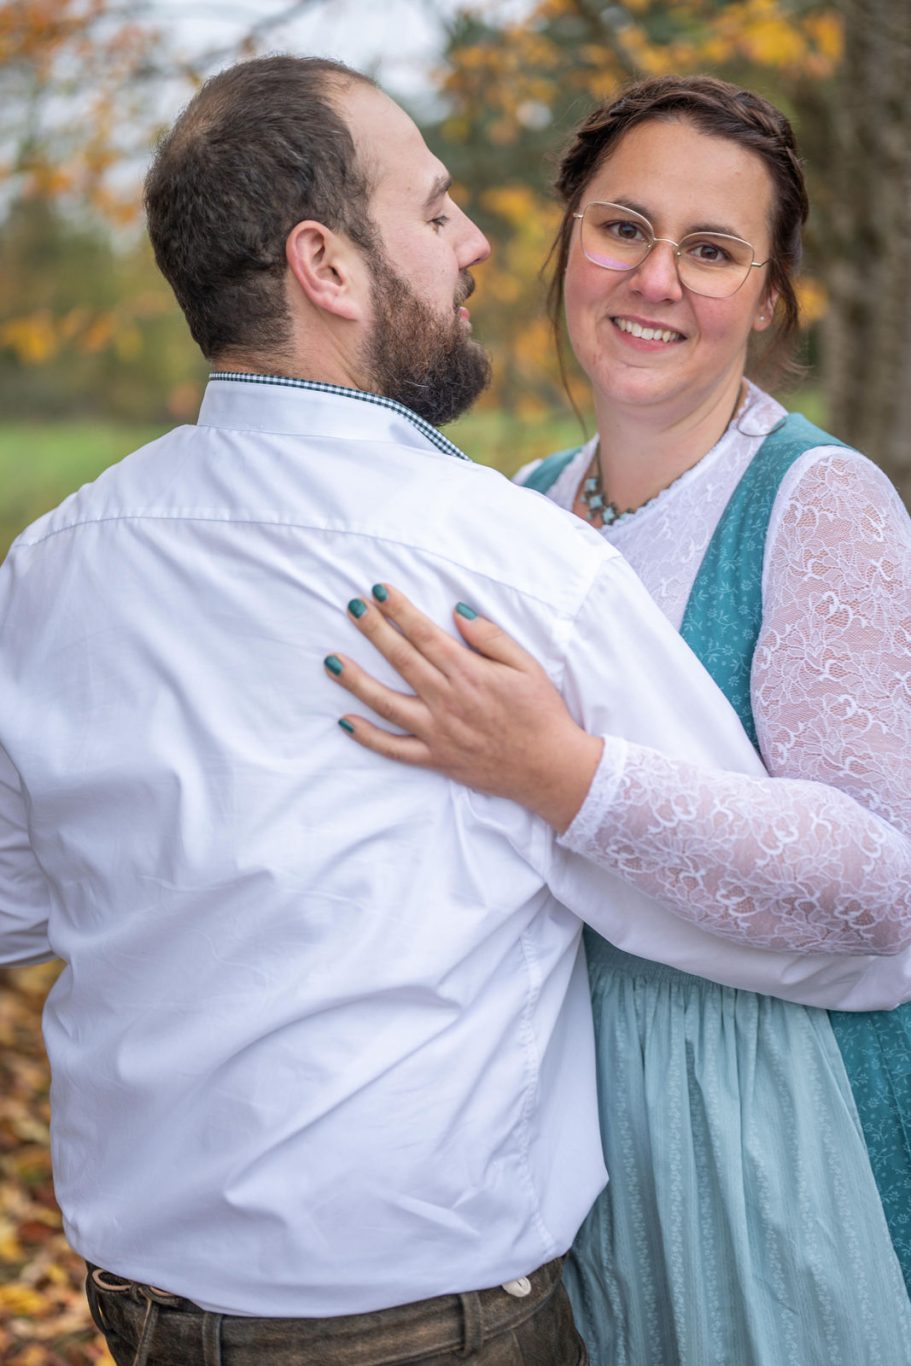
top-left (559, 450), bottom-right (911, 955)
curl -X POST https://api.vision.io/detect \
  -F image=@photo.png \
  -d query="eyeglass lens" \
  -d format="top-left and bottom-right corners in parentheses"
top-left (579, 203), bottom-right (757, 299)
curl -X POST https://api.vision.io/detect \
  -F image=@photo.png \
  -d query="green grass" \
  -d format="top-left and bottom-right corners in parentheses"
top-left (1, 421), bottom-right (168, 559)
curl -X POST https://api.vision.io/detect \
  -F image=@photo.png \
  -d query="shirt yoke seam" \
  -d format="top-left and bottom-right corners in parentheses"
top-left (14, 511), bottom-right (607, 649)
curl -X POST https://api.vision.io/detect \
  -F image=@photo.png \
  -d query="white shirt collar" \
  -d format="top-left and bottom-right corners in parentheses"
top-left (204, 372), bottom-right (472, 463)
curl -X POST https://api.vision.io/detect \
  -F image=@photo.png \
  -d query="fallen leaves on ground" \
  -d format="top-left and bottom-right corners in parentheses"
top-left (0, 964), bottom-right (115, 1365)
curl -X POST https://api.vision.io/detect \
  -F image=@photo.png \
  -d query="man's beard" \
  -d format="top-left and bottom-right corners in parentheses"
top-left (361, 253), bottom-right (491, 426)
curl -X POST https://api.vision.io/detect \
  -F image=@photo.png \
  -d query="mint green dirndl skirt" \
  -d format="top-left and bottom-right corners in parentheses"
top-left (564, 933), bottom-right (911, 1366)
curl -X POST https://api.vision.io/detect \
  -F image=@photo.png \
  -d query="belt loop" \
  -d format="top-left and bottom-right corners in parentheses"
top-left (201, 1310), bottom-right (223, 1366)
top-left (92, 1268), bottom-right (133, 1295)
top-left (455, 1290), bottom-right (484, 1358)
top-left (131, 1296), bottom-right (160, 1366)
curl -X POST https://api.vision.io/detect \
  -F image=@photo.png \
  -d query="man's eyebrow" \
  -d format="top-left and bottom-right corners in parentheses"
top-left (423, 174), bottom-right (452, 210)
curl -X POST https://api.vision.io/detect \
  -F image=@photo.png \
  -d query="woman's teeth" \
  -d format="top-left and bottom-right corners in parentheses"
top-left (614, 318), bottom-right (683, 343)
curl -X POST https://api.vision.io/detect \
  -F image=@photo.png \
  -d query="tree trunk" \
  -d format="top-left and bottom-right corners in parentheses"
top-left (820, 0), bottom-right (911, 506)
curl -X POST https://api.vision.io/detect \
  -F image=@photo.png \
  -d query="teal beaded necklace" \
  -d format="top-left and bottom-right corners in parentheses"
top-left (580, 448), bottom-right (679, 526)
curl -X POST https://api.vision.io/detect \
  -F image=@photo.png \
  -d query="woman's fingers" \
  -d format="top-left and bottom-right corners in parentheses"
top-left (365, 585), bottom-right (501, 679)
top-left (323, 652), bottom-right (427, 733)
top-left (334, 715), bottom-right (435, 768)
top-left (449, 603), bottom-right (544, 676)
top-left (364, 583), bottom-right (544, 684)
top-left (324, 584), bottom-right (600, 827)
top-left (343, 594), bottom-right (448, 697)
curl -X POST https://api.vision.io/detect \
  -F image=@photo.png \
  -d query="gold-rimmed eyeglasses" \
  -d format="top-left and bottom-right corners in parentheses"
top-left (572, 202), bottom-right (770, 299)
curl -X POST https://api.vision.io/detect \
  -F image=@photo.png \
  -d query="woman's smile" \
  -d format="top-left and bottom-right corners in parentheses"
top-left (609, 314), bottom-right (688, 347)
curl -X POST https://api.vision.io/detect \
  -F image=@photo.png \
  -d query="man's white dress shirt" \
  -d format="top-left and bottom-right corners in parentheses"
top-left (1, 376), bottom-right (908, 1317)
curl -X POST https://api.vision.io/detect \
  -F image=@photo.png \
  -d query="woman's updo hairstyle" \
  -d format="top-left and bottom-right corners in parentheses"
top-left (548, 74), bottom-right (809, 382)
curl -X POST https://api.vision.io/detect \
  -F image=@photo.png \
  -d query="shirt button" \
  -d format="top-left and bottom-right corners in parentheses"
top-left (501, 1276), bottom-right (532, 1298)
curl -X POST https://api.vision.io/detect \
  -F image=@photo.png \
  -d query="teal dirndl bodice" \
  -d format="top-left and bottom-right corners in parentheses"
top-left (526, 419), bottom-right (911, 1364)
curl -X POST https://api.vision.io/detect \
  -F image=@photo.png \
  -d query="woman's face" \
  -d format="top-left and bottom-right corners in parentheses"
top-left (563, 118), bottom-right (777, 423)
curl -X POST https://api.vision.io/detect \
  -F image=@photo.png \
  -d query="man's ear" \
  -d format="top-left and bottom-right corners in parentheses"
top-left (285, 221), bottom-right (366, 322)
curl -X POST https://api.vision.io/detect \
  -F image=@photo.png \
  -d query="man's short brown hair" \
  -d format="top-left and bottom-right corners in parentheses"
top-left (144, 55), bottom-right (377, 362)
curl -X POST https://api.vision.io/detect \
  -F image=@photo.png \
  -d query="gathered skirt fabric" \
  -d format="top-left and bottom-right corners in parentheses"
top-left (565, 932), bottom-right (911, 1366)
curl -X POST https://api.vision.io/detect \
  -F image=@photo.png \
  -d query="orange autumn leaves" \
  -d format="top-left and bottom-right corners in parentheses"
top-left (440, 0), bottom-right (842, 138)
top-left (1, 0), bottom-right (159, 219)
top-left (0, 964), bottom-right (114, 1365)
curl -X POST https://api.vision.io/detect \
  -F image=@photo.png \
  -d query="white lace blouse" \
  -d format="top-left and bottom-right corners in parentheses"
top-left (523, 384), bottom-right (911, 955)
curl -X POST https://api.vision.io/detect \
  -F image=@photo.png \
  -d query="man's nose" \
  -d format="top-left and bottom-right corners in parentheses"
top-left (629, 239), bottom-right (683, 301)
top-left (458, 210), bottom-right (491, 269)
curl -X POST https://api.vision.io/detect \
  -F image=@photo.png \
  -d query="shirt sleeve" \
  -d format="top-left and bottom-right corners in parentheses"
top-left (551, 450), bottom-right (911, 985)
top-left (0, 741), bottom-right (54, 966)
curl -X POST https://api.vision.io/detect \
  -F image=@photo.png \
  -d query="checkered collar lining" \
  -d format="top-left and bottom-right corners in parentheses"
top-left (209, 373), bottom-right (471, 463)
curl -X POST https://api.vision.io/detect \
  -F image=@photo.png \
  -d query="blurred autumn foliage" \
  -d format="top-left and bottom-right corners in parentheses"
top-left (2, 0), bottom-right (161, 215)
top-left (0, 0), bottom-right (317, 425)
top-left (1, 0), bottom-right (205, 423)
top-left (0, 964), bottom-right (113, 1363)
top-left (2, 0), bottom-right (910, 496)
top-left (0, 0), bottom-right (849, 433)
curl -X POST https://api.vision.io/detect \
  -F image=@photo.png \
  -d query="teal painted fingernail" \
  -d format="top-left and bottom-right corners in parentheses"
top-left (348, 598), bottom-right (367, 619)
top-left (324, 655), bottom-right (343, 676)
top-left (372, 583), bottom-right (389, 602)
top-left (455, 602), bottom-right (477, 620)
top-left (338, 718), bottom-right (355, 734)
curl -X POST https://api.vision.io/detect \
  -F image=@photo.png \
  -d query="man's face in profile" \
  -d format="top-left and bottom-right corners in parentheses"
top-left (346, 84), bottom-right (492, 424)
